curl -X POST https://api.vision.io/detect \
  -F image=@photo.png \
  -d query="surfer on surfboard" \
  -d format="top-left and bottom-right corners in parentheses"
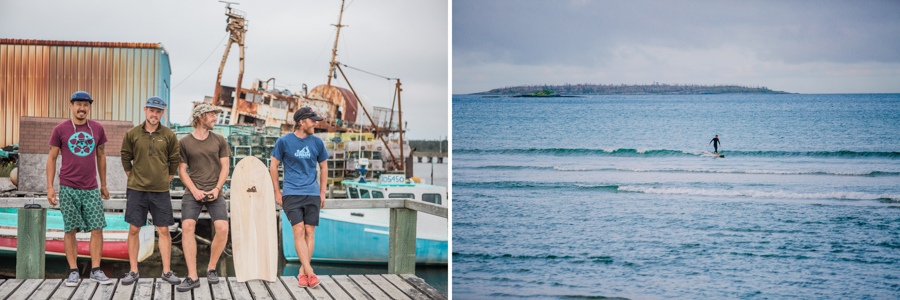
top-left (709, 135), bottom-right (721, 154)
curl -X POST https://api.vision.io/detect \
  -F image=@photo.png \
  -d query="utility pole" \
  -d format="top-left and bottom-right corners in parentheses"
top-left (213, 1), bottom-right (248, 125)
top-left (327, 0), bottom-right (348, 88)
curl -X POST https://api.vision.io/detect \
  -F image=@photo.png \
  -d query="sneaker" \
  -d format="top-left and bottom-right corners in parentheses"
top-left (90, 270), bottom-right (114, 285)
top-left (161, 271), bottom-right (181, 285)
top-left (65, 270), bottom-right (79, 287)
top-left (176, 277), bottom-right (200, 292)
top-left (207, 269), bottom-right (219, 284)
top-left (122, 271), bottom-right (139, 285)
top-left (308, 274), bottom-right (320, 288)
top-left (297, 274), bottom-right (308, 287)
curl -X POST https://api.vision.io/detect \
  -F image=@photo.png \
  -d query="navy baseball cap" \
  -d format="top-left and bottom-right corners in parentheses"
top-left (293, 107), bottom-right (324, 122)
top-left (70, 91), bottom-right (93, 104)
top-left (145, 96), bottom-right (167, 110)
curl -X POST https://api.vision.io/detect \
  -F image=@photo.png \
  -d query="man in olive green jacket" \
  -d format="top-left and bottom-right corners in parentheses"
top-left (120, 96), bottom-right (181, 286)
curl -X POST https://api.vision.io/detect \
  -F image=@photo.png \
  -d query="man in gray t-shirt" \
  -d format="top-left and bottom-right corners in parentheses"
top-left (175, 104), bottom-right (231, 292)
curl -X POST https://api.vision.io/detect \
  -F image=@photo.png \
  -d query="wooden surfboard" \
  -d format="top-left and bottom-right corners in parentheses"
top-left (230, 156), bottom-right (278, 282)
top-left (714, 153), bottom-right (725, 157)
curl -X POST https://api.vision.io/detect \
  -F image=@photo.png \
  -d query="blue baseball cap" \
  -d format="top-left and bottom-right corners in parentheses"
top-left (145, 96), bottom-right (167, 110)
top-left (70, 91), bottom-right (93, 104)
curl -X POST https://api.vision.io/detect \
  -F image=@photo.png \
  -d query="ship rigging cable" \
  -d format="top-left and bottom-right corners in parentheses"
top-left (340, 63), bottom-right (395, 80)
top-left (173, 34), bottom-right (229, 90)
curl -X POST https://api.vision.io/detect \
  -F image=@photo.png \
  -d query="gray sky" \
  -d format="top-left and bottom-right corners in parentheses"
top-left (1, 0), bottom-right (448, 140)
top-left (453, 0), bottom-right (900, 94)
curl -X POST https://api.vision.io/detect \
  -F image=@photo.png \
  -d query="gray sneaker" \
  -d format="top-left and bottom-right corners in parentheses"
top-left (176, 277), bottom-right (200, 292)
top-left (65, 270), bottom-right (79, 287)
top-left (90, 270), bottom-right (114, 285)
top-left (161, 271), bottom-right (181, 284)
top-left (207, 269), bottom-right (219, 284)
top-left (122, 271), bottom-right (140, 285)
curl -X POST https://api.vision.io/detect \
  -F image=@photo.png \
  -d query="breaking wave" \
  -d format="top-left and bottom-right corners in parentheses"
top-left (454, 148), bottom-right (900, 158)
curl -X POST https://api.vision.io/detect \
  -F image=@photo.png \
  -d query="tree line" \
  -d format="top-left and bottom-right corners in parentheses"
top-left (479, 83), bottom-right (788, 95)
top-left (409, 140), bottom-right (448, 154)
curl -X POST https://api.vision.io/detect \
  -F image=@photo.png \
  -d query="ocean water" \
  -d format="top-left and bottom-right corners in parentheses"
top-left (451, 94), bottom-right (900, 299)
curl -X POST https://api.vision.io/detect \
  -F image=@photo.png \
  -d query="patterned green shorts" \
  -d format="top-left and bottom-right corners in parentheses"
top-left (59, 186), bottom-right (107, 233)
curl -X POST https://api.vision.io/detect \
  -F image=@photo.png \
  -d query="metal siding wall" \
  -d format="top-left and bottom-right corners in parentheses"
top-left (1, 42), bottom-right (167, 146)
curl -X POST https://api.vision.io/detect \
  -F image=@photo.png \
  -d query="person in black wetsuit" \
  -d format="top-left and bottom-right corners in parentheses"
top-left (709, 135), bottom-right (721, 154)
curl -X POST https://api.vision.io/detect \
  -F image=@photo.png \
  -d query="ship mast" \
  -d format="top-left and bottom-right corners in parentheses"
top-left (327, 0), bottom-right (347, 87)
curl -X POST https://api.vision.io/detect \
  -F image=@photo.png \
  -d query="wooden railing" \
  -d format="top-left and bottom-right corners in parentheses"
top-left (0, 198), bottom-right (447, 279)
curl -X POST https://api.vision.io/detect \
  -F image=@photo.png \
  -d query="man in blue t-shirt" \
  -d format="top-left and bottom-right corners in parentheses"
top-left (270, 107), bottom-right (329, 288)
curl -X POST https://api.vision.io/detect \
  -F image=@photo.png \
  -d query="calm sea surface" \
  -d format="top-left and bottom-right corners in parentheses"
top-left (452, 94), bottom-right (900, 299)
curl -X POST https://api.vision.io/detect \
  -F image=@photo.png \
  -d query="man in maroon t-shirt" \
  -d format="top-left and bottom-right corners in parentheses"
top-left (47, 91), bottom-right (113, 287)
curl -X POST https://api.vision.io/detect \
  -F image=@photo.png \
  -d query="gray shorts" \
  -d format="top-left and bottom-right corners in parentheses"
top-left (181, 192), bottom-right (228, 222)
top-left (125, 189), bottom-right (174, 228)
top-left (283, 195), bottom-right (320, 226)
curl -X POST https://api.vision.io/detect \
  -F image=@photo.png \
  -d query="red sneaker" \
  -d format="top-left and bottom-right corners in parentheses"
top-left (308, 274), bottom-right (320, 288)
top-left (297, 274), bottom-right (308, 287)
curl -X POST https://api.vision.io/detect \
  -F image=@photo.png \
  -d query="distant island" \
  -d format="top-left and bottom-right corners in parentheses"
top-left (475, 83), bottom-right (790, 95)
top-left (510, 89), bottom-right (579, 98)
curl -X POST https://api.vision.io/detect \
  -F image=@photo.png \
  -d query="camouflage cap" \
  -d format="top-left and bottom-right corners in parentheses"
top-left (191, 103), bottom-right (222, 123)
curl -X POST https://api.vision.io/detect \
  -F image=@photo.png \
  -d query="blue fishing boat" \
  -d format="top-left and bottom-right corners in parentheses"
top-left (281, 175), bottom-right (447, 264)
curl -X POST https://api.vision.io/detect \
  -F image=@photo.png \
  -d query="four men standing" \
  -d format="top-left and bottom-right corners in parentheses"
top-left (45, 96), bottom-right (329, 290)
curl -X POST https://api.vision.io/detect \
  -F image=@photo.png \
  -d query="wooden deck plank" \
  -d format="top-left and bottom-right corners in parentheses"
top-left (264, 278), bottom-right (294, 300)
top-left (399, 275), bottom-right (445, 300)
top-left (174, 281), bottom-right (192, 300)
top-left (49, 278), bottom-right (79, 300)
top-left (25, 279), bottom-right (61, 300)
top-left (91, 279), bottom-right (119, 300)
top-left (0, 279), bottom-right (24, 299)
top-left (306, 279), bottom-right (333, 300)
top-left (382, 274), bottom-right (430, 300)
top-left (70, 279), bottom-right (99, 300)
top-left (318, 276), bottom-right (352, 300)
top-left (110, 279), bottom-right (137, 300)
top-left (131, 278), bottom-right (154, 300)
top-left (6, 278), bottom-right (44, 300)
top-left (209, 277), bottom-right (233, 300)
top-left (193, 278), bottom-right (213, 300)
top-left (331, 275), bottom-right (372, 300)
top-left (227, 277), bottom-right (254, 300)
top-left (279, 276), bottom-right (314, 300)
top-left (348, 275), bottom-right (391, 300)
top-left (153, 279), bottom-right (173, 300)
top-left (364, 275), bottom-right (411, 300)
top-left (246, 280), bottom-right (274, 300)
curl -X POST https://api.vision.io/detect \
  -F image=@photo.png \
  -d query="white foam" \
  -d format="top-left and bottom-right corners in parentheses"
top-left (617, 186), bottom-right (899, 201)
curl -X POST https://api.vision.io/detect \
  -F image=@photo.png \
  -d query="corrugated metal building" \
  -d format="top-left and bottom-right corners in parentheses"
top-left (0, 39), bottom-right (172, 147)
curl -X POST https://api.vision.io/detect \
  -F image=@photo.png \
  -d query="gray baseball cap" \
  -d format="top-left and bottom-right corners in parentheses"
top-left (145, 96), bottom-right (167, 110)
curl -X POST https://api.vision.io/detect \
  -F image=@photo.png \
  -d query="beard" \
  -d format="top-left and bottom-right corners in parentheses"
top-left (203, 120), bottom-right (215, 130)
top-left (146, 117), bottom-right (159, 125)
top-left (74, 111), bottom-right (87, 121)
top-left (305, 125), bottom-right (315, 135)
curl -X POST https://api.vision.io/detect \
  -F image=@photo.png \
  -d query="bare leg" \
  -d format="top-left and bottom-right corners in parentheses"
top-left (128, 225), bottom-right (141, 272)
top-left (208, 220), bottom-right (229, 271)
top-left (158, 226), bottom-right (172, 274)
top-left (65, 229), bottom-right (78, 269)
top-left (304, 225), bottom-right (316, 272)
top-left (90, 229), bottom-right (103, 268)
top-left (182, 220), bottom-right (198, 280)
top-left (292, 222), bottom-right (314, 276)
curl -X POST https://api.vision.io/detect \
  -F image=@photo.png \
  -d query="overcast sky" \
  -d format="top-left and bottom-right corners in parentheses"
top-left (453, 0), bottom-right (900, 94)
top-left (1, 0), bottom-right (448, 140)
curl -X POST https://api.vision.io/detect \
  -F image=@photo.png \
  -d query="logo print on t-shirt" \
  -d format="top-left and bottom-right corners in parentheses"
top-left (295, 146), bottom-right (311, 159)
top-left (68, 131), bottom-right (95, 156)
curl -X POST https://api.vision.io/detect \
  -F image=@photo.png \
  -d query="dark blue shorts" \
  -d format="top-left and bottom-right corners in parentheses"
top-left (282, 195), bottom-right (320, 226)
top-left (125, 189), bottom-right (174, 227)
